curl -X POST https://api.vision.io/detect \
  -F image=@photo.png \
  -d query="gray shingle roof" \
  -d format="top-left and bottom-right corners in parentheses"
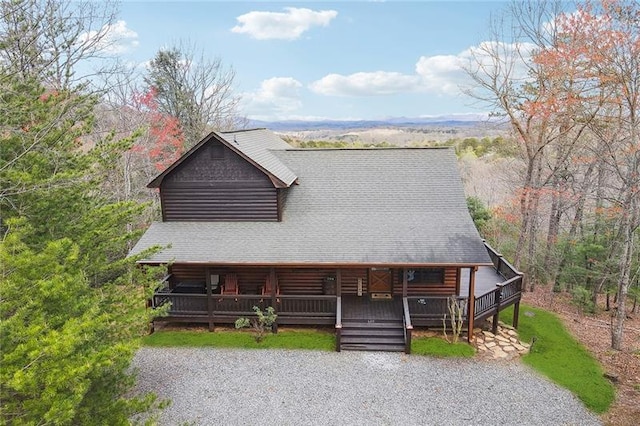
top-left (218, 129), bottom-right (297, 187)
top-left (148, 129), bottom-right (297, 188)
top-left (131, 147), bottom-right (492, 266)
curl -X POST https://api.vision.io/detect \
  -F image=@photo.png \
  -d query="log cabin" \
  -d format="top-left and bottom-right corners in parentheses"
top-left (130, 128), bottom-right (523, 352)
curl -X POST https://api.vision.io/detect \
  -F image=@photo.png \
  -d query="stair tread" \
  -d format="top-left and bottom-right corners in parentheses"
top-left (341, 329), bottom-right (404, 337)
top-left (342, 322), bottom-right (403, 329)
top-left (341, 344), bottom-right (405, 352)
top-left (341, 337), bottom-right (405, 344)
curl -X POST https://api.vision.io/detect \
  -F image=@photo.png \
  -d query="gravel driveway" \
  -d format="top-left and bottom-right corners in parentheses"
top-left (132, 348), bottom-right (602, 425)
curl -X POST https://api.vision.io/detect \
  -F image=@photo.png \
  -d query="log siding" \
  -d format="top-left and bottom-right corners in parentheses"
top-left (392, 267), bottom-right (457, 295)
top-left (167, 265), bottom-right (456, 296)
top-left (160, 141), bottom-right (279, 221)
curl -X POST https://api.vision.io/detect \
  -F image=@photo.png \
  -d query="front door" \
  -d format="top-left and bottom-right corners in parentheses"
top-left (369, 268), bottom-right (392, 294)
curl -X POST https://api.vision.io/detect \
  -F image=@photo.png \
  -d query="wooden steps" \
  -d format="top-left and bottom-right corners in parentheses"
top-left (340, 319), bottom-right (406, 352)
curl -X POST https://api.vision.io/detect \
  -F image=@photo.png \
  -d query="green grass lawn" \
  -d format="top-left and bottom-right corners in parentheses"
top-left (501, 304), bottom-right (615, 413)
top-left (411, 337), bottom-right (475, 358)
top-left (142, 329), bottom-right (336, 351)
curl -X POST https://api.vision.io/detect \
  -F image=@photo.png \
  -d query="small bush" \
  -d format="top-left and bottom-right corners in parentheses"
top-left (571, 286), bottom-right (595, 314)
top-left (235, 306), bottom-right (277, 343)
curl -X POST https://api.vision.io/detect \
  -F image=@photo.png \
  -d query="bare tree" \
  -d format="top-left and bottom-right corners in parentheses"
top-left (0, 0), bottom-right (152, 225)
top-left (144, 42), bottom-right (244, 146)
top-left (463, 0), bottom-right (602, 288)
top-left (0, 0), bottom-right (121, 90)
top-left (543, 0), bottom-right (640, 350)
top-left (465, 0), bottom-right (639, 350)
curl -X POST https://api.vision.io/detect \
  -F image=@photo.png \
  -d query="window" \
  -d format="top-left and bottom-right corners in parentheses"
top-left (209, 273), bottom-right (220, 290)
top-left (406, 268), bottom-right (444, 285)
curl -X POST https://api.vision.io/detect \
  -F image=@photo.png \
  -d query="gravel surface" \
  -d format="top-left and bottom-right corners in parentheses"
top-left (132, 348), bottom-right (602, 426)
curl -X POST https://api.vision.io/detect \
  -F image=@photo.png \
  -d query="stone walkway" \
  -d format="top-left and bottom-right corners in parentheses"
top-left (474, 322), bottom-right (531, 360)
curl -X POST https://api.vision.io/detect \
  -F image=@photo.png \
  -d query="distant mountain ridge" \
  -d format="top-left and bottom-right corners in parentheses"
top-left (247, 114), bottom-right (503, 132)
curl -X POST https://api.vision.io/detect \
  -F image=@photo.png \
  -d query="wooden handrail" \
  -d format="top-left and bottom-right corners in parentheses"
top-left (403, 297), bottom-right (413, 354)
top-left (402, 297), bottom-right (413, 330)
top-left (155, 274), bottom-right (173, 293)
top-left (483, 240), bottom-right (523, 278)
top-left (335, 296), bottom-right (342, 352)
top-left (497, 275), bottom-right (522, 288)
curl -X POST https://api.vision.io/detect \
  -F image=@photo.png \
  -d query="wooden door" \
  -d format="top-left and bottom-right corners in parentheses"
top-left (369, 268), bottom-right (392, 294)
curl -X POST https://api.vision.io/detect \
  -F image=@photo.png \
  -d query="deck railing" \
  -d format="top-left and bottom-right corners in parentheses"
top-left (484, 241), bottom-right (522, 280)
top-left (153, 291), bottom-right (337, 328)
top-left (405, 296), bottom-right (469, 327)
top-left (480, 241), bottom-right (524, 331)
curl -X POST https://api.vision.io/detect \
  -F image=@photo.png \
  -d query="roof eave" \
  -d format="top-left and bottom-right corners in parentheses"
top-left (136, 260), bottom-right (495, 268)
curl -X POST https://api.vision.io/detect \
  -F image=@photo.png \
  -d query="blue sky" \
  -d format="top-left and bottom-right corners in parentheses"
top-left (110, 1), bottom-right (510, 121)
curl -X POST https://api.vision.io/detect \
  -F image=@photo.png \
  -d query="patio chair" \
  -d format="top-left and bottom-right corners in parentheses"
top-left (261, 274), bottom-right (280, 303)
top-left (220, 273), bottom-right (239, 301)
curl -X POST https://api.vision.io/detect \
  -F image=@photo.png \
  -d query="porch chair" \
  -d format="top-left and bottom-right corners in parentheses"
top-left (261, 274), bottom-right (280, 303)
top-left (220, 273), bottom-right (239, 301)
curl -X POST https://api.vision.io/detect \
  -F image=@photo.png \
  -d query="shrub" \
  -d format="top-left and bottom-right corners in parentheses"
top-left (235, 306), bottom-right (277, 343)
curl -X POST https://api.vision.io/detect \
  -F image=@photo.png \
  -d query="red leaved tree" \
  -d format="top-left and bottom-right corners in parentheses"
top-left (131, 87), bottom-right (185, 172)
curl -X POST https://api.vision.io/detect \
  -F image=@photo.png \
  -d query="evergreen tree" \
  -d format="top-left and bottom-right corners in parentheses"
top-left (0, 67), bottom-right (165, 425)
top-left (0, 221), bottom-right (163, 425)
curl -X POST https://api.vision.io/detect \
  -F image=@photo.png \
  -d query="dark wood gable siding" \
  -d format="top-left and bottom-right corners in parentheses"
top-left (160, 141), bottom-right (278, 221)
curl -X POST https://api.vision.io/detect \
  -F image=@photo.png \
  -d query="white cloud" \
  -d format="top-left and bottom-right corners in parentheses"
top-left (415, 54), bottom-right (467, 95)
top-left (231, 7), bottom-right (338, 40)
top-left (242, 77), bottom-right (303, 119)
top-left (309, 40), bottom-right (537, 98)
top-left (309, 71), bottom-right (421, 96)
top-left (78, 20), bottom-right (139, 55)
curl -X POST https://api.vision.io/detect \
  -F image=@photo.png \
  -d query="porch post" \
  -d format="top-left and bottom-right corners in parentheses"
top-left (270, 267), bottom-right (278, 333)
top-left (402, 268), bottom-right (408, 297)
top-left (206, 269), bottom-right (214, 332)
top-left (336, 268), bottom-right (342, 296)
top-left (467, 266), bottom-right (477, 343)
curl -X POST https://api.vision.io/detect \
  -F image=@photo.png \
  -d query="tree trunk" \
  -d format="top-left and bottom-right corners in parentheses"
top-left (544, 181), bottom-right (562, 280)
top-left (611, 227), bottom-right (633, 350)
top-left (611, 187), bottom-right (639, 350)
top-left (553, 162), bottom-right (594, 291)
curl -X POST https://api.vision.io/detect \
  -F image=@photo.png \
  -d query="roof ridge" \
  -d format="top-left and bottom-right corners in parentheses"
top-left (220, 128), bottom-right (267, 134)
top-left (283, 146), bottom-right (452, 151)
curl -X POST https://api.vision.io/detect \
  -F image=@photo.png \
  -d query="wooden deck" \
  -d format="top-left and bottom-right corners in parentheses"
top-left (460, 266), bottom-right (506, 297)
top-left (342, 296), bottom-right (403, 321)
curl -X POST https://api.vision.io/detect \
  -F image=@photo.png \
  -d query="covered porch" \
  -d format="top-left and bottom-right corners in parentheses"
top-left (149, 242), bottom-right (523, 352)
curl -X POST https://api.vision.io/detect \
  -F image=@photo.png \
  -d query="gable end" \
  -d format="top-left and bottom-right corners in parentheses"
top-left (160, 140), bottom-right (279, 222)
